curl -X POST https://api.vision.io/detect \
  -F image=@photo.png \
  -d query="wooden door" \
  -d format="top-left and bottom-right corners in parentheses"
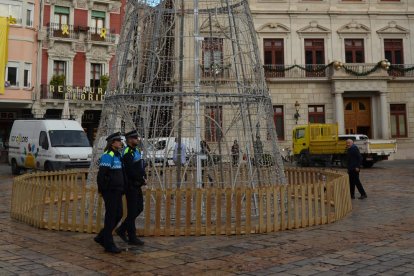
top-left (344, 98), bottom-right (371, 137)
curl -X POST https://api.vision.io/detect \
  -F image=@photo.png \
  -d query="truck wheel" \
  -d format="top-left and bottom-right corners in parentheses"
top-left (340, 156), bottom-right (348, 168)
top-left (11, 159), bottom-right (21, 175)
top-left (299, 152), bottom-right (310, 167)
top-left (44, 162), bottom-right (53, 171)
top-left (363, 161), bottom-right (374, 168)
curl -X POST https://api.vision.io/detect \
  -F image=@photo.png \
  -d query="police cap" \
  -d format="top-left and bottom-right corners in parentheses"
top-left (125, 130), bottom-right (139, 139)
top-left (106, 132), bottom-right (122, 142)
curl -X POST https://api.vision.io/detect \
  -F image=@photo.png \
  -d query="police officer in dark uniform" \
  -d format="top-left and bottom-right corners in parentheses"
top-left (94, 132), bottom-right (125, 253)
top-left (116, 130), bottom-right (146, 245)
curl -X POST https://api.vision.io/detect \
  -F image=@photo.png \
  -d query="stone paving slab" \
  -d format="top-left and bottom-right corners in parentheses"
top-left (1, 160), bottom-right (414, 275)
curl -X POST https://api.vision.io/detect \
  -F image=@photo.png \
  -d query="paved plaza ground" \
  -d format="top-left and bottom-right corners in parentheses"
top-left (0, 160), bottom-right (414, 275)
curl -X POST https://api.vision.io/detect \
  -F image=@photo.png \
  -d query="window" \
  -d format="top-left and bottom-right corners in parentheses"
top-left (54, 6), bottom-right (69, 26)
top-left (205, 106), bottom-right (222, 142)
top-left (272, 105), bottom-right (284, 140)
top-left (385, 39), bottom-right (404, 76)
top-left (304, 39), bottom-right (325, 77)
top-left (39, 131), bottom-right (49, 149)
top-left (202, 37), bottom-right (223, 76)
top-left (91, 10), bottom-right (105, 32)
top-left (308, 105), bottom-right (325, 123)
top-left (26, 3), bottom-right (34, 27)
top-left (390, 104), bottom-right (407, 138)
top-left (53, 60), bottom-right (66, 81)
top-left (385, 39), bottom-right (403, 64)
top-left (0, 3), bottom-right (22, 23)
top-left (6, 62), bottom-right (19, 87)
top-left (264, 39), bottom-right (284, 77)
top-left (90, 63), bottom-right (102, 87)
top-left (345, 39), bottom-right (364, 63)
top-left (23, 63), bottom-right (31, 87)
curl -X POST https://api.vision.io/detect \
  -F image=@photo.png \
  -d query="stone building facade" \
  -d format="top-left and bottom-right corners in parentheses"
top-left (250, 0), bottom-right (414, 159)
top-left (33, 0), bottom-right (125, 142)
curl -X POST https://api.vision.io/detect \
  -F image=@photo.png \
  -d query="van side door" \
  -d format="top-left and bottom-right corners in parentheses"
top-left (37, 130), bottom-right (50, 169)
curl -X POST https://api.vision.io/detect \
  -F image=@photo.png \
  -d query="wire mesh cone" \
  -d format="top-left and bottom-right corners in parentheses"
top-left (89, 0), bottom-right (286, 191)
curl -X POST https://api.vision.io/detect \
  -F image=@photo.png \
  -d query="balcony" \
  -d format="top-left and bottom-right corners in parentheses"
top-left (86, 27), bottom-right (116, 43)
top-left (47, 23), bottom-right (79, 40)
top-left (40, 84), bottom-right (105, 102)
top-left (264, 64), bottom-right (331, 79)
top-left (388, 64), bottom-right (414, 78)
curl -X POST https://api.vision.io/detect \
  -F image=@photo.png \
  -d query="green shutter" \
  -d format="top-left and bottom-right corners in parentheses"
top-left (92, 11), bottom-right (105, 18)
top-left (54, 6), bottom-right (69, 14)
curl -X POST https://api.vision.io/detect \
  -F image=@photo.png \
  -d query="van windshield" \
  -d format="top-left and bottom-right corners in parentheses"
top-left (49, 130), bottom-right (90, 147)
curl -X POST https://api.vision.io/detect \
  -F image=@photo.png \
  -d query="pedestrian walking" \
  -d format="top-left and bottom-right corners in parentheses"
top-left (116, 130), bottom-right (146, 246)
top-left (173, 137), bottom-right (187, 166)
top-left (346, 139), bottom-right (367, 200)
top-left (231, 140), bottom-right (240, 166)
top-left (95, 132), bottom-right (125, 253)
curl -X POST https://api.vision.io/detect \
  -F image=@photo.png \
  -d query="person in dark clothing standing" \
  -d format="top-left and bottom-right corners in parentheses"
top-left (346, 139), bottom-right (367, 200)
top-left (95, 132), bottom-right (125, 253)
top-left (116, 130), bottom-right (146, 246)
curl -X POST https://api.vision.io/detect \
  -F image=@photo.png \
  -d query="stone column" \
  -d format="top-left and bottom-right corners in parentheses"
top-left (31, 106), bottom-right (46, 119)
top-left (334, 91), bottom-right (345, 134)
top-left (380, 91), bottom-right (390, 138)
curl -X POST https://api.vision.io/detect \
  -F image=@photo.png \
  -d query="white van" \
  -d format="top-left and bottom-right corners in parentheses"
top-left (145, 137), bottom-right (196, 166)
top-left (8, 120), bottom-right (92, 174)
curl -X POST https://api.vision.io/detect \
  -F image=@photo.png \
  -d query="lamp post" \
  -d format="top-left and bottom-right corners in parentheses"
top-left (294, 101), bottom-right (300, 124)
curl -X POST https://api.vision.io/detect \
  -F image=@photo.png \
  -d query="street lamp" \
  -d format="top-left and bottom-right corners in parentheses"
top-left (294, 101), bottom-right (300, 124)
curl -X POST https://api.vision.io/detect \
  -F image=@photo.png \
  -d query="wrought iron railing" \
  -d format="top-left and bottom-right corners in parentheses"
top-left (47, 23), bottom-right (79, 39)
top-left (87, 27), bottom-right (116, 43)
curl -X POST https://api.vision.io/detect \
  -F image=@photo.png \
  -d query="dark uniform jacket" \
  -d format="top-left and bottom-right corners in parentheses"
top-left (122, 146), bottom-right (146, 188)
top-left (347, 144), bottom-right (363, 172)
top-left (97, 149), bottom-right (125, 193)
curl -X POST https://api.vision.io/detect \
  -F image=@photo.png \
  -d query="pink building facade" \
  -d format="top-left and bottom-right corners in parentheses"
top-left (0, 0), bottom-right (40, 155)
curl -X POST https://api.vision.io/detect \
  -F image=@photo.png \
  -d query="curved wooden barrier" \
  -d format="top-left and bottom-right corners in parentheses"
top-left (10, 168), bottom-right (352, 236)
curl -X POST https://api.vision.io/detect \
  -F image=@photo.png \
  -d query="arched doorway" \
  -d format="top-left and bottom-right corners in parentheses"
top-left (344, 98), bottom-right (371, 137)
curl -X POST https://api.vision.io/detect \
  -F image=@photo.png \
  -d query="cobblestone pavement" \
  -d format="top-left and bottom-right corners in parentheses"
top-left (1, 160), bottom-right (414, 275)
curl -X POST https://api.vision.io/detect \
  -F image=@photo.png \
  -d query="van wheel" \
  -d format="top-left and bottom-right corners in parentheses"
top-left (44, 162), bottom-right (53, 171)
top-left (11, 159), bottom-right (21, 175)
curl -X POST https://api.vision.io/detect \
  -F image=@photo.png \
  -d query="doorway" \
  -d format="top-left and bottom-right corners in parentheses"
top-left (344, 98), bottom-right (371, 137)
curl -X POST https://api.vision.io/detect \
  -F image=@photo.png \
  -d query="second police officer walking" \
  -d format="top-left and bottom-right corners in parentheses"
top-left (116, 130), bottom-right (147, 246)
top-left (95, 132), bottom-right (125, 253)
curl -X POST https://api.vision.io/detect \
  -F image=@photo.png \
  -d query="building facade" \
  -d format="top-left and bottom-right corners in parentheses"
top-left (0, 0), bottom-right (39, 159)
top-left (33, 0), bottom-right (125, 142)
top-left (250, 0), bottom-right (414, 159)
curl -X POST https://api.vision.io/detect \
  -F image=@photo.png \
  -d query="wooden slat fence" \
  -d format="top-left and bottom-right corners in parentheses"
top-left (10, 167), bottom-right (352, 236)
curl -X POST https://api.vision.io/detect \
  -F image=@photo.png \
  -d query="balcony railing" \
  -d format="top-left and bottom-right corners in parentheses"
top-left (264, 64), bottom-right (331, 79)
top-left (48, 23), bottom-right (79, 39)
top-left (388, 64), bottom-right (414, 78)
top-left (200, 64), bottom-right (231, 80)
top-left (40, 84), bottom-right (105, 101)
top-left (87, 27), bottom-right (116, 43)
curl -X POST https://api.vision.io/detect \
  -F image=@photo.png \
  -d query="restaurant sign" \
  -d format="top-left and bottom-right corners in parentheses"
top-left (46, 85), bottom-right (105, 101)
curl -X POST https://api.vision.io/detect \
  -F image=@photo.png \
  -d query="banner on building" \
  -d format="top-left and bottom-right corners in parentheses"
top-left (0, 17), bottom-right (10, 95)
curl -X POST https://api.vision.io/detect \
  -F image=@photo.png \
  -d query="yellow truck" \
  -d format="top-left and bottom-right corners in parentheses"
top-left (292, 124), bottom-right (397, 168)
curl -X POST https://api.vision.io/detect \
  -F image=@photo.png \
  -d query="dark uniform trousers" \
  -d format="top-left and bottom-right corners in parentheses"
top-left (118, 186), bottom-right (143, 238)
top-left (349, 170), bottom-right (367, 197)
top-left (97, 190), bottom-right (123, 248)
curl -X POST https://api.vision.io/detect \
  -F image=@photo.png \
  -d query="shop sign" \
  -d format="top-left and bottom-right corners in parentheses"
top-left (48, 85), bottom-right (105, 101)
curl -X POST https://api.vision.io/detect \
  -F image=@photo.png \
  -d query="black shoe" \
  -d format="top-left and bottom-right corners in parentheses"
top-left (128, 237), bottom-right (144, 246)
top-left (105, 245), bottom-right (122, 254)
top-left (115, 228), bottom-right (129, 243)
top-left (358, 195), bottom-right (367, 200)
top-left (94, 236), bottom-right (104, 247)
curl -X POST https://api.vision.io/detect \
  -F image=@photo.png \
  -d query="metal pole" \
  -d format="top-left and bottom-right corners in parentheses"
top-left (194, 0), bottom-right (202, 188)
